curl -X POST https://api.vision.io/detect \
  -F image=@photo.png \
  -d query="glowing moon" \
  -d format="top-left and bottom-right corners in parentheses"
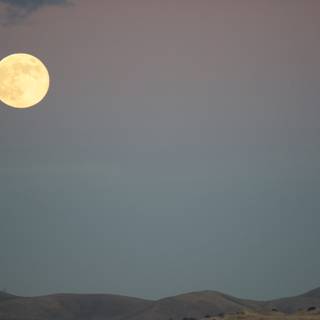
top-left (0, 53), bottom-right (50, 109)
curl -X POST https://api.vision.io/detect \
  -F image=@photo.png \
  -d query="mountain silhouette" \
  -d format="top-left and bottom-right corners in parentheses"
top-left (0, 287), bottom-right (319, 320)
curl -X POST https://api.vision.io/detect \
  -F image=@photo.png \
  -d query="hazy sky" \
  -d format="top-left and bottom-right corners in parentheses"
top-left (0, 0), bottom-right (320, 300)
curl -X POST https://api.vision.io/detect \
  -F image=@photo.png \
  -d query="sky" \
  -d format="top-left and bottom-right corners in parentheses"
top-left (0, 0), bottom-right (320, 301)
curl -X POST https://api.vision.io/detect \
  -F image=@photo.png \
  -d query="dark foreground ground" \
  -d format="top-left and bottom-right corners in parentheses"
top-left (200, 309), bottom-right (320, 320)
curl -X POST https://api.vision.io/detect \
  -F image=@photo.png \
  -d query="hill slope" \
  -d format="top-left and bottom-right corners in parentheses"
top-left (128, 291), bottom-right (263, 320)
top-left (0, 293), bottom-right (152, 320)
top-left (0, 291), bottom-right (17, 304)
top-left (265, 288), bottom-right (320, 313)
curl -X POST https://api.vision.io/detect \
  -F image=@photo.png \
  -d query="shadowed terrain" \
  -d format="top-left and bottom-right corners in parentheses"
top-left (0, 293), bottom-right (152, 320)
top-left (0, 288), bottom-right (319, 320)
top-left (0, 291), bottom-right (16, 304)
top-left (199, 309), bottom-right (320, 320)
top-left (264, 287), bottom-right (320, 313)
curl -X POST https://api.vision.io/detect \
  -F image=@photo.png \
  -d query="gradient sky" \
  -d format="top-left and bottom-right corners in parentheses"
top-left (0, 0), bottom-right (320, 300)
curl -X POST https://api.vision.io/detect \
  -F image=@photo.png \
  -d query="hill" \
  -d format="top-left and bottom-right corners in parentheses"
top-left (0, 293), bottom-right (152, 320)
top-left (265, 287), bottom-right (320, 313)
top-left (0, 287), bottom-right (319, 320)
top-left (127, 291), bottom-right (264, 320)
top-left (0, 291), bottom-right (17, 303)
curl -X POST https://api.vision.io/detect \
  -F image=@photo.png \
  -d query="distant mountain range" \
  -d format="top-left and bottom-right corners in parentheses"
top-left (0, 287), bottom-right (319, 320)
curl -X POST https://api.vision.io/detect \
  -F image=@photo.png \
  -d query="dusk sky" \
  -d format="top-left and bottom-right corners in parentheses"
top-left (0, 0), bottom-right (320, 300)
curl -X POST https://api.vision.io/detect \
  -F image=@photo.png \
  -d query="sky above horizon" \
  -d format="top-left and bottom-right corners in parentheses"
top-left (0, 0), bottom-right (320, 300)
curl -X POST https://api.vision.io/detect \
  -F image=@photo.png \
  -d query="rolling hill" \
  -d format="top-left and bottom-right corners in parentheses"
top-left (0, 291), bottom-right (17, 304)
top-left (127, 291), bottom-right (263, 320)
top-left (0, 287), bottom-right (319, 320)
top-left (264, 288), bottom-right (320, 313)
top-left (0, 293), bottom-right (152, 320)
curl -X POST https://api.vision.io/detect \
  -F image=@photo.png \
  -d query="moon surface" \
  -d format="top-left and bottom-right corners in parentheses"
top-left (0, 53), bottom-right (50, 109)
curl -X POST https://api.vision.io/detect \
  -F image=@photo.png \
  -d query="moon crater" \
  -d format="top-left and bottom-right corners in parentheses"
top-left (0, 53), bottom-right (50, 109)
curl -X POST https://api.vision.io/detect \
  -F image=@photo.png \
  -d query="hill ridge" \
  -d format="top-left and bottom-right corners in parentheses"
top-left (0, 287), bottom-right (319, 320)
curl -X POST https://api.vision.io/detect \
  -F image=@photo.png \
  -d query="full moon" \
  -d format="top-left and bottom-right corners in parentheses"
top-left (0, 53), bottom-right (50, 109)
